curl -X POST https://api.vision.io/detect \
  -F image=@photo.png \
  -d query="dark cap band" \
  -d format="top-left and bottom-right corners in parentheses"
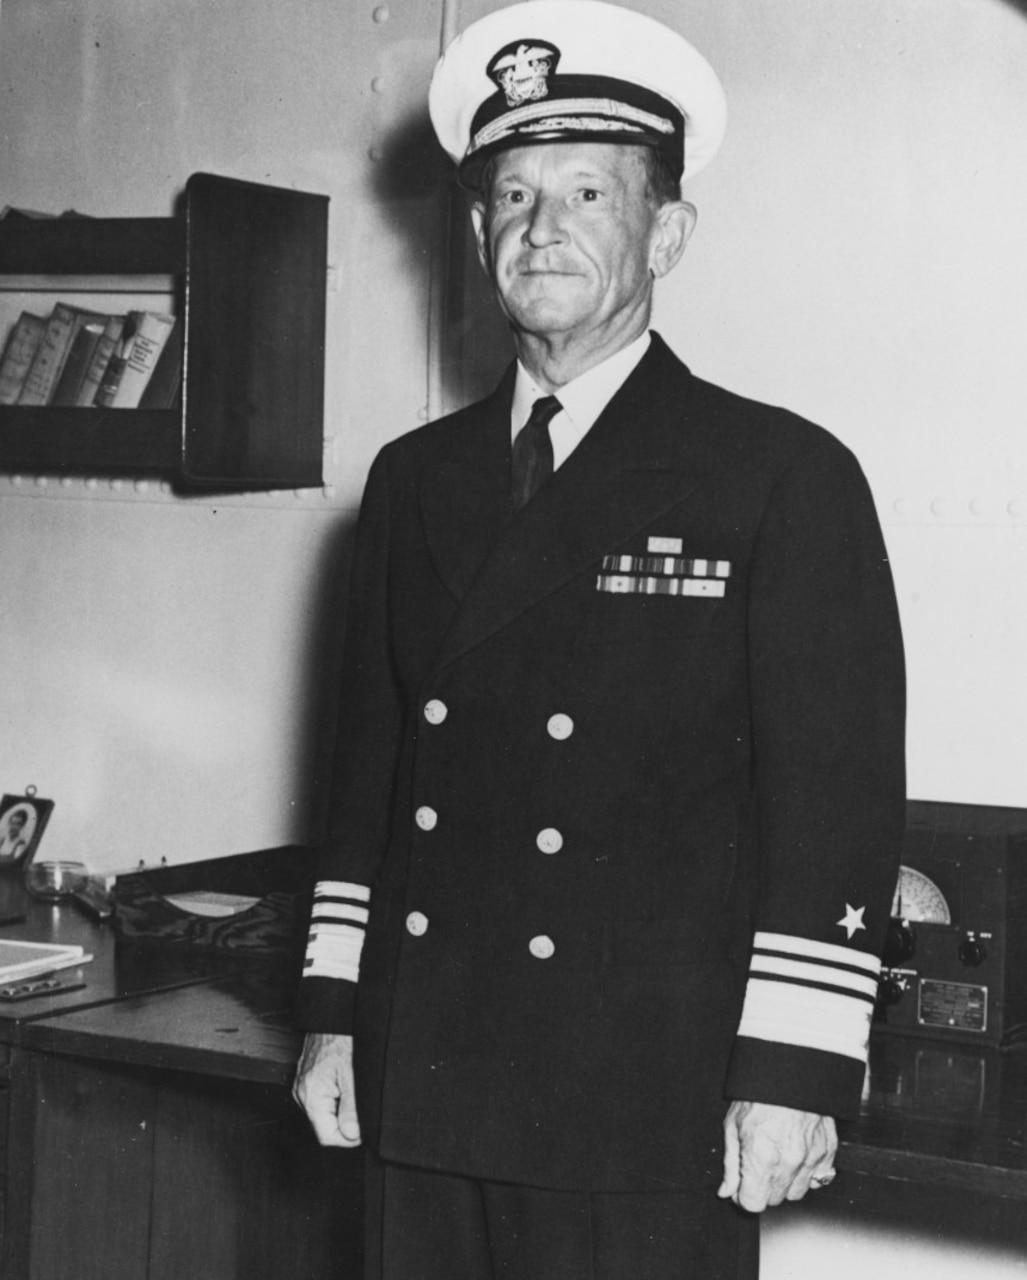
top-left (461, 74), bottom-right (685, 188)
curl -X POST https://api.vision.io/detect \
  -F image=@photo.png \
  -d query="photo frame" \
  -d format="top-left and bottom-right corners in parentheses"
top-left (0, 793), bottom-right (54, 867)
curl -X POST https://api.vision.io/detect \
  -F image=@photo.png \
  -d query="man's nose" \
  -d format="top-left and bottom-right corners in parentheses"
top-left (522, 196), bottom-right (566, 247)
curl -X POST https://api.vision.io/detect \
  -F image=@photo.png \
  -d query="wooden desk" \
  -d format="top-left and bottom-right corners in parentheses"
top-left (843, 1034), bottom-right (1027, 1200)
top-left (0, 881), bottom-right (360, 1280)
top-left (0, 875), bottom-right (232, 1032)
top-left (3, 874), bottom-right (1027, 1276)
top-left (763, 1034), bottom-right (1027, 1261)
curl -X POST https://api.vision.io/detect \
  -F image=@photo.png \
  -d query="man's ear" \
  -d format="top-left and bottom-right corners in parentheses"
top-left (470, 203), bottom-right (492, 277)
top-left (649, 201), bottom-right (698, 279)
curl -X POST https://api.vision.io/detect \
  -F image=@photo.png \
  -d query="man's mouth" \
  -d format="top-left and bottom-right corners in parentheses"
top-left (516, 264), bottom-right (579, 277)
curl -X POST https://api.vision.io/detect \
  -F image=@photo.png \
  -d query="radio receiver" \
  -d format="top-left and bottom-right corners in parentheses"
top-left (873, 800), bottom-right (1027, 1047)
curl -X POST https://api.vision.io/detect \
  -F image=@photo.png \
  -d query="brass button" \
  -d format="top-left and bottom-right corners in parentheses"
top-left (415, 806), bottom-right (438, 831)
top-left (547, 713), bottom-right (574, 740)
top-left (424, 699), bottom-right (448, 725)
top-left (536, 828), bottom-right (563, 855)
top-left (406, 911), bottom-right (429, 937)
top-left (529, 935), bottom-right (555, 959)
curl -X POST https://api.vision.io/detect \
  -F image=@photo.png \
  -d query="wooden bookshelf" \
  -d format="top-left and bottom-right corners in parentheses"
top-left (0, 174), bottom-right (328, 490)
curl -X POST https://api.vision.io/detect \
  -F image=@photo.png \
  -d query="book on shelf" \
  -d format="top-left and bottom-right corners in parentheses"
top-left (137, 317), bottom-right (183, 409)
top-left (0, 205), bottom-right (89, 221)
top-left (49, 319), bottom-right (108, 406)
top-left (0, 939), bottom-right (92, 984)
top-left (93, 311), bottom-right (176, 409)
top-left (17, 303), bottom-right (109, 406)
top-left (0, 205), bottom-right (57, 221)
top-left (74, 314), bottom-right (126, 407)
top-left (0, 311), bottom-right (46, 405)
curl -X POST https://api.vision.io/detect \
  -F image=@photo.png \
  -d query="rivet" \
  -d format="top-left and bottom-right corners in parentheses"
top-left (372, 5), bottom-right (389, 23)
top-left (371, 76), bottom-right (386, 93)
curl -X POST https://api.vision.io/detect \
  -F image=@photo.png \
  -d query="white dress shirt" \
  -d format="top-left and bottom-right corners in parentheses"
top-left (510, 331), bottom-right (652, 470)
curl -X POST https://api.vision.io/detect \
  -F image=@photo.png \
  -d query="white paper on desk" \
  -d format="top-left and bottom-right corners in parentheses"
top-left (162, 890), bottom-right (260, 919)
top-left (0, 939), bottom-right (92, 982)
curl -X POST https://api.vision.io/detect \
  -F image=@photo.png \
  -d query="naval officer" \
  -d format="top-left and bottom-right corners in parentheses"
top-left (294, 2), bottom-right (906, 1275)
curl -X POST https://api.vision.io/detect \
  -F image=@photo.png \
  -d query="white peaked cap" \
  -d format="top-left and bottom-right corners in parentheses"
top-left (429, 0), bottom-right (727, 188)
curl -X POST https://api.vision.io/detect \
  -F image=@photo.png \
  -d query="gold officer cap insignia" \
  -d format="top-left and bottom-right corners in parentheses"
top-left (487, 39), bottom-right (561, 107)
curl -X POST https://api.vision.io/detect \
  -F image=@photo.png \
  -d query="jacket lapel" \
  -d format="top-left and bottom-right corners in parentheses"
top-left (429, 335), bottom-right (706, 675)
top-left (418, 365), bottom-right (516, 604)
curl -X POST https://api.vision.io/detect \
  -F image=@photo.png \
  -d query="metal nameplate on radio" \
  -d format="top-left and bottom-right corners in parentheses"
top-left (917, 978), bottom-right (988, 1033)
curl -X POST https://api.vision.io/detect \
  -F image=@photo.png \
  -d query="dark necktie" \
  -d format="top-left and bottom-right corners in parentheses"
top-left (512, 395), bottom-right (561, 510)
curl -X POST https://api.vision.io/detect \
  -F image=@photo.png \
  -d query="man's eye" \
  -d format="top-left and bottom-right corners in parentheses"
top-left (500, 189), bottom-right (528, 206)
top-left (578, 188), bottom-right (604, 203)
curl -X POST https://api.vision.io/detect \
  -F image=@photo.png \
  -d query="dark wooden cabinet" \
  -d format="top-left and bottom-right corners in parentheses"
top-left (0, 887), bottom-right (361, 1279)
top-left (0, 174), bottom-right (328, 490)
top-left (1, 1049), bottom-right (361, 1280)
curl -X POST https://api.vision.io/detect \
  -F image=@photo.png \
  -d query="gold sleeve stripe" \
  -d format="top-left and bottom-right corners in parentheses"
top-left (750, 954), bottom-right (879, 1001)
top-left (737, 979), bottom-right (873, 1062)
top-left (304, 881), bottom-right (371, 985)
top-left (753, 931), bottom-right (880, 975)
top-left (311, 902), bottom-right (370, 926)
top-left (314, 879), bottom-right (370, 903)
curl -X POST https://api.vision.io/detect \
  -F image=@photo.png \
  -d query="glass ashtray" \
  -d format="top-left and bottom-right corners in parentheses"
top-left (25, 860), bottom-right (89, 901)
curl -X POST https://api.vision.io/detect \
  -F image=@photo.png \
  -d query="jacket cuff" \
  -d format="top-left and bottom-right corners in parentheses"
top-left (725, 930), bottom-right (880, 1120)
top-left (302, 878), bottom-right (371, 982)
top-left (293, 878), bottom-right (371, 1033)
top-left (736, 930), bottom-right (879, 1060)
top-left (725, 1038), bottom-right (867, 1121)
top-left (294, 974), bottom-right (358, 1034)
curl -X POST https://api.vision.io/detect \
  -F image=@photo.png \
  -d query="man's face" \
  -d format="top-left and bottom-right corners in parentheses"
top-left (472, 143), bottom-right (665, 347)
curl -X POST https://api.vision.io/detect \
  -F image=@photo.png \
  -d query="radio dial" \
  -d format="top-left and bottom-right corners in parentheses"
top-left (883, 919), bottom-right (916, 966)
top-left (877, 974), bottom-right (909, 1007)
top-left (891, 865), bottom-right (952, 924)
top-left (958, 933), bottom-right (987, 968)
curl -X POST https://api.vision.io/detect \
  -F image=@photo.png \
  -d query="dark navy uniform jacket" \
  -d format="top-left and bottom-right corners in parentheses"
top-left (296, 333), bottom-right (906, 1194)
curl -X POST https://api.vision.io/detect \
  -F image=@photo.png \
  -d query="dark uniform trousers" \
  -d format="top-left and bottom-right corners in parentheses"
top-left (365, 1152), bottom-right (759, 1280)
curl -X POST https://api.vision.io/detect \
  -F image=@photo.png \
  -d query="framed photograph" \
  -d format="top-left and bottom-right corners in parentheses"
top-left (0, 793), bottom-right (54, 867)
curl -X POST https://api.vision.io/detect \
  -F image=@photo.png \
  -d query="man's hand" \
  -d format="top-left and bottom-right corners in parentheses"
top-left (292, 1032), bottom-right (362, 1148)
top-left (718, 1100), bottom-right (837, 1213)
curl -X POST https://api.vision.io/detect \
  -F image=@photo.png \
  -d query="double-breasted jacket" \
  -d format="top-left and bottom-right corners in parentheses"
top-left (296, 334), bottom-right (906, 1194)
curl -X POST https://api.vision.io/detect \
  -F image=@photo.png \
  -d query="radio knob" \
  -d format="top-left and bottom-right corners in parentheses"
top-left (958, 933), bottom-right (987, 967)
top-left (878, 974), bottom-right (908, 1007)
top-left (883, 919), bottom-right (916, 966)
